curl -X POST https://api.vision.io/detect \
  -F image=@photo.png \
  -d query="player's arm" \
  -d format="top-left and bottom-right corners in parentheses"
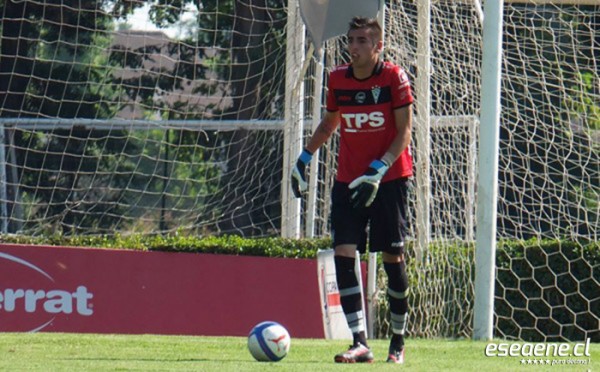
top-left (291, 110), bottom-right (340, 197)
top-left (383, 104), bottom-right (413, 164)
top-left (349, 104), bottom-right (413, 208)
top-left (306, 110), bottom-right (341, 153)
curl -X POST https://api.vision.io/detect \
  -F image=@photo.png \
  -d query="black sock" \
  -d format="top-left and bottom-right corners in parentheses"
top-left (353, 331), bottom-right (368, 347)
top-left (390, 333), bottom-right (404, 351)
top-left (384, 261), bottom-right (409, 351)
top-left (335, 255), bottom-right (367, 347)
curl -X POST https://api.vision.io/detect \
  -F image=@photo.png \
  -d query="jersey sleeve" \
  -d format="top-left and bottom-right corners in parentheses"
top-left (391, 66), bottom-right (414, 109)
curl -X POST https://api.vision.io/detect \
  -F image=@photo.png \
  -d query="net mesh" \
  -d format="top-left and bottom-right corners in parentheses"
top-left (0, 0), bottom-right (288, 236)
top-left (367, 0), bottom-right (598, 341)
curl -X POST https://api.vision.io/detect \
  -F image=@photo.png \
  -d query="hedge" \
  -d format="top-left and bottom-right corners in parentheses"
top-left (495, 239), bottom-right (599, 342)
top-left (0, 233), bottom-right (332, 258)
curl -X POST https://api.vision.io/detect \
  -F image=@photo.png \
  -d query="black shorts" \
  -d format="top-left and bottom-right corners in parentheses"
top-left (331, 178), bottom-right (410, 254)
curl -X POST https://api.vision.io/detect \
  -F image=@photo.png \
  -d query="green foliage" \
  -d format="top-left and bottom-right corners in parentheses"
top-left (376, 241), bottom-right (475, 339)
top-left (0, 1), bottom-right (144, 234)
top-left (372, 238), bottom-right (598, 342)
top-left (0, 233), bottom-right (332, 259)
top-left (568, 72), bottom-right (600, 132)
top-left (0, 0), bottom-right (288, 235)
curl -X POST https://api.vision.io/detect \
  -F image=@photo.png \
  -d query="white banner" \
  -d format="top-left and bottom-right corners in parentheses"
top-left (317, 249), bottom-right (366, 339)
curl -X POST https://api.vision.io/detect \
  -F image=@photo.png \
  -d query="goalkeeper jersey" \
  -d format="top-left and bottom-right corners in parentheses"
top-left (326, 61), bottom-right (414, 183)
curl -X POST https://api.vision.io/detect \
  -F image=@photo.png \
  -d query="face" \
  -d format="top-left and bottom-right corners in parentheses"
top-left (346, 27), bottom-right (381, 69)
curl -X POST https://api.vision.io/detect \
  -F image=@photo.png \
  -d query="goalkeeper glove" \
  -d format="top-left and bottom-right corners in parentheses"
top-left (291, 149), bottom-right (313, 198)
top-left (348, 159), bottom-right (390, 208)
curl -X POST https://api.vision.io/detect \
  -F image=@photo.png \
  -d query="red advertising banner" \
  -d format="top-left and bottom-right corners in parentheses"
top-left (0, 244), bottom-right (324, 338)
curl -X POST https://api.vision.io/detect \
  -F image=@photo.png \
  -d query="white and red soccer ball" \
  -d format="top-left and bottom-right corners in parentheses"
top-left (247, 321), bottom-right (291, 362)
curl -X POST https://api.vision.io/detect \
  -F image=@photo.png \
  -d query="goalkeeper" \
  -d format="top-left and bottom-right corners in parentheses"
top-left (291, 16), bottom-right (413, 364)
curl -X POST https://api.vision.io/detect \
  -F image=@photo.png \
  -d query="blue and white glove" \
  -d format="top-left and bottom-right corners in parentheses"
top-left (348, 159), bottom-right (390, 208)
top-left (291, 149), bottom-right (313, 198)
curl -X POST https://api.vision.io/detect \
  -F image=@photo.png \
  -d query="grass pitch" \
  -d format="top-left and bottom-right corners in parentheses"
top-left (0, 333), bottom-right (597, 371)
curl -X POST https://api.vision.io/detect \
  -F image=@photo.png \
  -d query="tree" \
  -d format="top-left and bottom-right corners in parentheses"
top-left (0, 0), bottom-right (146, 233)
top-left (0, 0), bottom-right (288, 235)
top-left (133, 0), bottom-right (287, 236)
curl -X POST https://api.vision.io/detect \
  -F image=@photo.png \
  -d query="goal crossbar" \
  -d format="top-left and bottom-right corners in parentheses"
top-left (0, 119), bottom-right (285, 131)
top-left (0, 116), bottom-right (476, 131)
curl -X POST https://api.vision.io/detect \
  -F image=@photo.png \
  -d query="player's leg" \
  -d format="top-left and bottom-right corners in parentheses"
top-left (382, 251), bottom-right (408, 364)
top-left (369, 178), bottom-right (411, 364)
top-left (331, 182), bottom-right (373, 363)
top-left (334, 245), bottom-right (368, 347)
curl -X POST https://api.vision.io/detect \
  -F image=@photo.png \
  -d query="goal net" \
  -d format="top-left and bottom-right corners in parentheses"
top-left (365, 0), bottom-right (598, 342)
top-left (0, 1), bottom-right (288, 236)
top-left (310, 0), bottom-right (597, 341)
top-left (0, 0), bottom-right (598, 342)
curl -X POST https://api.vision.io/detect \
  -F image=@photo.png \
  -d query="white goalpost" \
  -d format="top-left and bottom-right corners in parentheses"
top-left (474, 0), bottom-right (505, 341)
top-left (281, 0), bottom-right (305, 239)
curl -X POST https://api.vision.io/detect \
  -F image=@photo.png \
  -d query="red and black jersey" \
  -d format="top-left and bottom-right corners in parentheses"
top-left (326, 61), bottom-right (414, 183)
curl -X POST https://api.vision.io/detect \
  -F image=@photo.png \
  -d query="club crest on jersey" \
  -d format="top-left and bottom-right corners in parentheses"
top-left (371, 86), bottom-right (381, 104)
top-left (354, 91), bottom-right (366, 104)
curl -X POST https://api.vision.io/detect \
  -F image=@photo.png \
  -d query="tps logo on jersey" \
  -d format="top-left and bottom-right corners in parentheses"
top-left (341, 111), bottom-right (385, 133)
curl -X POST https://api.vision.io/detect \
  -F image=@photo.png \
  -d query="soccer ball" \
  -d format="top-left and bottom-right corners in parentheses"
top-left (247, 321), bottom-right (291, 362)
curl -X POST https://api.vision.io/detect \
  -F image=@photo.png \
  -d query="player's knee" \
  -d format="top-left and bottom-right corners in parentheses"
top-left (383, 261), bottom-right (409, 293)
top-left (382, 251), bottom-right (405, 263)
top-left (334, 244), bottom-right (357, 258)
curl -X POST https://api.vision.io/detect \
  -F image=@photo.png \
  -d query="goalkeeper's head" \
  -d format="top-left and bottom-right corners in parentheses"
top-left (347, 16), bottom-right (383, 47)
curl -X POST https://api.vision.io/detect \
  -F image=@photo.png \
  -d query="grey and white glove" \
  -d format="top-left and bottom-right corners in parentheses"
top-left (348, 159), bottom-right (390, 208)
